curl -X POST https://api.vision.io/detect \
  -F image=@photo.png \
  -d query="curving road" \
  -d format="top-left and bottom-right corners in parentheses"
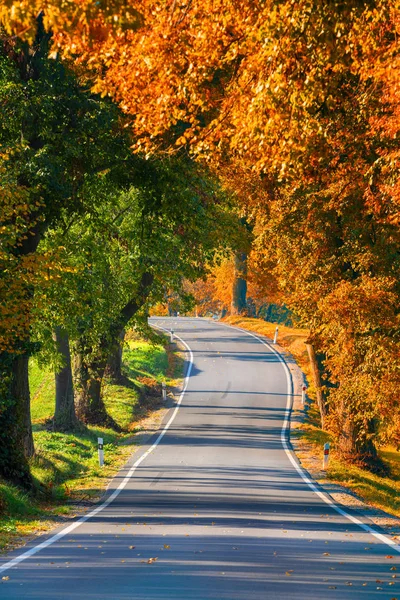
top-left (0, 317), bottom-right (398, 599)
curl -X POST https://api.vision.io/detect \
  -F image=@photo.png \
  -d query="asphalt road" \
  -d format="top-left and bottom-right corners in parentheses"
top-left (1, 317), bottom-right (399, 599)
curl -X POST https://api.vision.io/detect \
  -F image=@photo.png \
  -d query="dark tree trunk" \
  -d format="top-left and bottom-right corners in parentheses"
top-left (53, 327), bottom-right (77, 431)
top-left (105, 330), bottom-right (125, 382)
top-left (338, 406), bottom-right (381, 471)
top-left (74, 350), bottom-right (110, 426)
top-left (231, 252), bottom-right (247, 315)
top-left (306, 342), bottom-right (329, 430)
top-left (0, 352), bottom-right (33, 488)
top-left (74, 272), bottom-right (154, 429)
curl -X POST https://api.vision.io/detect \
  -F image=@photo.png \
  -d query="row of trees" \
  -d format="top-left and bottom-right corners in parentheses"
top-left (0, 21), bottom-right (239, 488)
top-left (1, 1), bottom-right (400, 470)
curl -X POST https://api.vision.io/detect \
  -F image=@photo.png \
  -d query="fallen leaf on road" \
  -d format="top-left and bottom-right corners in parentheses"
top-left (2, 577), bottom-right (9, 581)
top-left (163, 545), bottom-right (170, 549)
top-left (323, 553), bottom-right (330, 556)
top-left (147, 557), bottom-right (158, 564)
top-left (387, 556), bottom-right (394, 559)
top-left (129, 546), bottom-right (135, 550)
top-left (391, 567), bottom-right (397, 571)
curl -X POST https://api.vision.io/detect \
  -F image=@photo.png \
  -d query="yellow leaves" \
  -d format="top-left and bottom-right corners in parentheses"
top-left (147, 557), bottom-right (158, 564)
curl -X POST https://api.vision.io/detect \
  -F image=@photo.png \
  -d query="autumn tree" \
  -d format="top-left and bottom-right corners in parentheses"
top-left (3, 1), bottom-right (400, 467)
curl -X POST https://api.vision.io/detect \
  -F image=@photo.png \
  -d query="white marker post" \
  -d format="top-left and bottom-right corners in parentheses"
top-left (170, 329), bottom-right (174, 342)
top-left (323, 442), bottom-right (330, 470)
top-left (273, 326), bottom-right (279, 344)
top-left (98, 437), bottom-right (104, 467)
top-left (302, 385), bottom-right (307, 405)
top-left (162, 381), bottom-right (167, 401)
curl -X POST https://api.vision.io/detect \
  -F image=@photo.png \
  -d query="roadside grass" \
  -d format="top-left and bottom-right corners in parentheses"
top-left (0, 333), bottom-right (184, 552)
top-left (224, 315), bottom-right (400, 519)
top-left (327, 448), bottom-right (400, 517)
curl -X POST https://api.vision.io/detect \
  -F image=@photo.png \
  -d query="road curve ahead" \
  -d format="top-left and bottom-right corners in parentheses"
top-left (0, 317), bottom-right (398, 599)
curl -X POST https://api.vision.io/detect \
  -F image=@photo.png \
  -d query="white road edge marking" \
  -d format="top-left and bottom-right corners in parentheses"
top-left (221, 320), bottom-right (400, 554)
top-left (0, 325), bottom-right (193, 575)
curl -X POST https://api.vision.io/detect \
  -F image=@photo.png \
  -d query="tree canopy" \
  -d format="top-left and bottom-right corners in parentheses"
top-left (1, 1), bottom-right (400, 481)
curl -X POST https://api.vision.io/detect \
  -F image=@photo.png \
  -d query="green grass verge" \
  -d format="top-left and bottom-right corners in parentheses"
top-left (0, 333), bottom-right (185, 552)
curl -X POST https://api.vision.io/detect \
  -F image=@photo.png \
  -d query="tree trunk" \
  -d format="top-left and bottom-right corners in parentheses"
top-left (74, 350), bottom-right (110, 426)
top-left (231, 252), bottom-right (247, 315)
top-left (0, 352), bottom-right (33, 488)
top-left (105, 330), bottom-right (125, 382)
top-left (53, 327), bottom-right (77, 431)
top-left (75, 272), bottom-right (154, 429)
top-left (338, 406), bottom-right (380, 471)
top-left (306, 342), bottom-right (329, 429)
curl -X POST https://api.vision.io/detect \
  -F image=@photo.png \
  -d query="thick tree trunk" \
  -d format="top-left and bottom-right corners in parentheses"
top-left (53, 328), bottom-right (77, 431)
top-left (74, 350), bottom-right (110, 426)
top-left (75, 272), bottom-right (154, 429)
top-left (0, 352), bottom-right (33, 488)
top-left (105, 330), bottom-right (125, 382)
top-left (338, 406), bottom-right (380, 470)
top-left (231, 252), bottom-right (247, 315)
top-left (306, 343), bottom-right (329, 430)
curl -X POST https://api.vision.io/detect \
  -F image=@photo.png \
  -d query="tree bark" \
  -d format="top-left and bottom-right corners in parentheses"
top-left (306, 342), bottom-right (329, 430)
top-left (337, 406), bottom-right (380, 470)
top-left (231, 251), bottom-right (247, 315)
top-left (0, 352), bottom-right (33, 488)
top-left (74, 272), bottom-right (154, 428)
top-left (105, 329), bottom-right (125, 382)
top-left (74, 350), bottom-right (110, 426)
top-left (53, 327), bottom-right (77, 431)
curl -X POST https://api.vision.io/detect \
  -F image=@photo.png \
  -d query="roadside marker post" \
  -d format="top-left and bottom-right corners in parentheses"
top-left (98, 438), bottom-right (104, 467)
top-left (162, 381), bottom-right (167, 401)
top-left (323, 442), bottom-right (330, 470)
top-left (273, 326), bottom-right (279, 344)
top-left (302, 385), bottom-right (307, 405)
top-left (170, 329), bottom-right (174, 342)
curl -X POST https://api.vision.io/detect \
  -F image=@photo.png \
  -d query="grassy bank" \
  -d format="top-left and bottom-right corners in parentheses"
top-left (224, 315), bottom-right (400, 519)
top-left (0, 334), bottom-right (184, 552)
